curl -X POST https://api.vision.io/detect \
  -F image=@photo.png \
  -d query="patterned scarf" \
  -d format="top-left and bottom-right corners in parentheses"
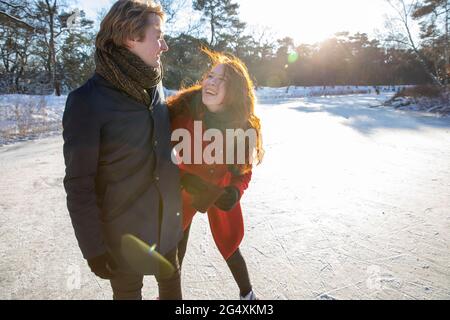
top-left (95, 46), bottom-right (162, 105)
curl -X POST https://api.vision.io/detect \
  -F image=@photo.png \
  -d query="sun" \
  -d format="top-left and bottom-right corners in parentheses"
top-left (239, 0), bottom-right (390, 44)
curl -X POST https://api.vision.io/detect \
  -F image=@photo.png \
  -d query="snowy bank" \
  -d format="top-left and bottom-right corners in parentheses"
top-left (255, 85), bottom-right (410, 100)
top-left (384, 92), bottom-right (450, 117)
top-left (0, 85), bottom-right (437, 146)
top-left (0, 94), bottom-right (67, 146)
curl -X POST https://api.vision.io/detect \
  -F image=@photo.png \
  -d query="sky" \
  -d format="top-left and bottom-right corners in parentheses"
top-left (239, 0), bottom-right (393, 44)
top-left (76, 0), bottom-right (396, 45)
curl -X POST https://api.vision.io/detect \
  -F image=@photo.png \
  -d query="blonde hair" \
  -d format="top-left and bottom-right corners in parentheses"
top-left (96, 0), bottom-right (165, 53)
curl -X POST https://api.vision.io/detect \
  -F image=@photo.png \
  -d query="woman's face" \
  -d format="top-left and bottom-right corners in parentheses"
top-left (202, 64), bottom-right (227, 113)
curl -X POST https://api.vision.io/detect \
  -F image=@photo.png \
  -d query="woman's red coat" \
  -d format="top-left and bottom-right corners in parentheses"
top-left (171, 114), bottom-right (252, 260)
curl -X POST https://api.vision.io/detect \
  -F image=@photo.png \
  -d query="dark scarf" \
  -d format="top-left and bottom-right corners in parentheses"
top-left (95, 46), bottom-right (162, 105)
top-left (203, 108), bottom-right (249, 176)
top-left (203, 108), bottom-right (246, 132)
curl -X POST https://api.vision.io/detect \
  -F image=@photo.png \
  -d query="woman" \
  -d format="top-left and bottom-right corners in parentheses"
top-left (167, 49), bottom-right (264, 300)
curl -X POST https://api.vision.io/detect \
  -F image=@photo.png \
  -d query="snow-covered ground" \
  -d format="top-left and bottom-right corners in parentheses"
top-left (0, 92), bottom-right (449, 300)
top-left (0, 94), bottom-right (67, 145)
top-left (0, 85), bottom-right (411, 146)
top-left (255, 85), bottom-right (406, 101)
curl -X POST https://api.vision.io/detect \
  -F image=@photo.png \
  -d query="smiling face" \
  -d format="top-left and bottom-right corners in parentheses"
top-left (202, 64), bottom-right (228, 113)
top-left (126, 13), bottom-right (168, 68)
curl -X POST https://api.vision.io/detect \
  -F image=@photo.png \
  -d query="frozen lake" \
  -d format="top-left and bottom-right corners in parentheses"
top-left (1, 93), bottom-right (449, 299)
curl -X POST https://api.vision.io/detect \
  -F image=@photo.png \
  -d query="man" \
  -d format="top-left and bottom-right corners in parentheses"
top-left (62, 0), bottom-right (183, 300)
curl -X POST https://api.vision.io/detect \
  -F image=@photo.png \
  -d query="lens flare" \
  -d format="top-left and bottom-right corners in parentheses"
top-left (288, 52), bottom-right (299, 64)
top-left (121, 234), bottom-right (175, 278)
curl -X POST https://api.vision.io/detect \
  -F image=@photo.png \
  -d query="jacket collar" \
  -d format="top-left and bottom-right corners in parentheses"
top-left (92, 72), bottom-right (160, 108)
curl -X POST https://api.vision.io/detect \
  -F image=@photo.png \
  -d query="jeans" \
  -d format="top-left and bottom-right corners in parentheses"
top-left (110, 248), bottom-right (182, 300)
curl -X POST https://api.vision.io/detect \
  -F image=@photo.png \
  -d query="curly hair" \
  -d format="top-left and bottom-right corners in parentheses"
top-left (167, 48), bottom-right (264, 173)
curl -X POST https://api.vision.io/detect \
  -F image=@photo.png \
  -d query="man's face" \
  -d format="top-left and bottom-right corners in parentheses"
top-left (126, 13), bottom-right (168, 68)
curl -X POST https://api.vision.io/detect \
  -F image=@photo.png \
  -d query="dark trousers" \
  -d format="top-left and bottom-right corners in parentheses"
top-left (177, 224), bottom-right (253, 297)
top-left (110, 248), bottom-right (182, 300)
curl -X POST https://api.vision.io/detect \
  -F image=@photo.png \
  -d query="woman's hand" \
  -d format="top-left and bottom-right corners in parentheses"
top-left (214, 186), bottom-right (240, 211)
top-left (180, 173), bottom-right (209, 195)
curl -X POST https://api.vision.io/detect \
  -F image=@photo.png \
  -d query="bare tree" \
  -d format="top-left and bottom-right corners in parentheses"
top-left (0, 0), bottom-right (94, 94)
top-left (0, 0), bottom-right (37, 92)
top-left (156, 0), bottom-right (203, 37)
top-left (158, 0), bottom-right (188, 24)
top-left (0, 0), bottom-right (36, 31)
top-left (412, 0), bottom-right (450, 84)
top-left (30, 0), bottom-right (93, 95)
top-left (385, 0), bottom-right (443, 85)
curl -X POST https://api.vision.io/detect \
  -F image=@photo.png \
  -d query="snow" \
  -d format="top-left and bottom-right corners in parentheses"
top-left (386, 95), bottom-right (450, 116)
top-left (0, 86), bottom-right (410, 146)
top-left (0, 94), bottom-right (67, 145)
top-left (255, 85), bottom-right (408, 101)
top-left (1, 92), bottom-right (450, 299)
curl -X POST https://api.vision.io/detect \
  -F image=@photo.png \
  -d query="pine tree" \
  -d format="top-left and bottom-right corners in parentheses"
top-left (0, 0), bottom-right (36, 93)
top-left (0, 0), bottom-right (94, 94)
top-left (32, 1), bottom-right (94, 95)
top-left (59, 15), bottom-right (96, 92)
top-left (193, 0), bottom-right (244, 47)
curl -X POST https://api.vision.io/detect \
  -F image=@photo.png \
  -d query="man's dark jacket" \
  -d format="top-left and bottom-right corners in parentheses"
top-left (62, 73), bottom-right (183, 273)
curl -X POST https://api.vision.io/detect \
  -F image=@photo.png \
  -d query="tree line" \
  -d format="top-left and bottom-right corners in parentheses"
top-left (0, 0), bottom-right (448, 95)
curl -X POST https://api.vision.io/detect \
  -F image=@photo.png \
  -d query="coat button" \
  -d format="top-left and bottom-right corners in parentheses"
top-left (155, 176), bottom-right (159, 181)
top-left (149, 105), bottom-right (154, 111)
top-left (154, 140), bottom-right (158, 146)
